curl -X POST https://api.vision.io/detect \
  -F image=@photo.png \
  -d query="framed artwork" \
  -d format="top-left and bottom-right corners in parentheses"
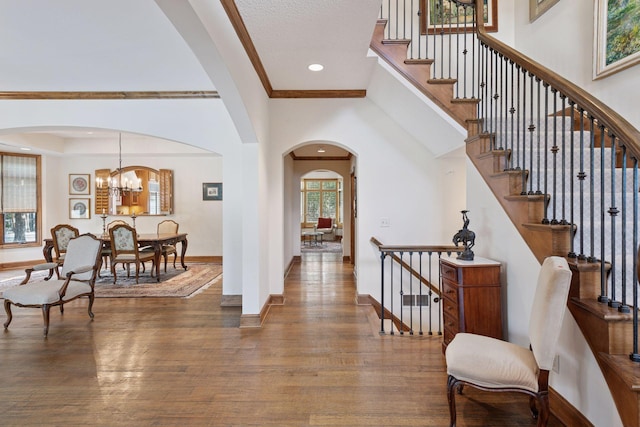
top-left (69, 174), bottom-right (90, 195)
top-left (203, 183), bottom-right (223, 201)
top-left (529, 0), bottom-right (559, 22)
top-left (421, 0), bottom-right (497, 35)
top-left (594, 0), bottom-right (640, 79)
top-left (69, 198), bottom-right (91, 219)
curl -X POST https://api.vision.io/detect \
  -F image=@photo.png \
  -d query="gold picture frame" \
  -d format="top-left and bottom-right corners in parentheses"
top-left (69, 198), bottom-right (91, 219)
top-left (420, 0), bottom-right (498, 35)
top-left (69, 173), bottom-right (90, 195)
top-left (529, 0), bottom-right (559, 22)
top-left (593, 0), bottom-right (640, 79)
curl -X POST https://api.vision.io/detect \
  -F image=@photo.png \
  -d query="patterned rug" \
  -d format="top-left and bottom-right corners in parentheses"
top-left (0, 263), bottom-right (222, 299)
top-left (301, 241), bottom-right (343, 253)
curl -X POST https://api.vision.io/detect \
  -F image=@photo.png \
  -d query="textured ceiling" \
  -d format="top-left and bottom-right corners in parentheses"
top-left (234, 0), bottom-right (381, 90)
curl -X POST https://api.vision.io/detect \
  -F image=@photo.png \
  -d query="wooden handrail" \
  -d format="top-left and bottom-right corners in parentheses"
top-left (472, 0), bottom-right (640, 160)
top-left (370, 237), bottom-right (461, 295)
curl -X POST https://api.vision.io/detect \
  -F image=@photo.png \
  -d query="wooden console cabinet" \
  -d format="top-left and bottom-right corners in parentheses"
top-left (440, 257), bottom-right (503, 353)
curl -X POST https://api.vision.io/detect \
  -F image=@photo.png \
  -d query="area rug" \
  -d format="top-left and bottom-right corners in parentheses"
top-left (0, 264), bottom-right (222, 299)
top-left (301, 241), bottom-right (343, 254)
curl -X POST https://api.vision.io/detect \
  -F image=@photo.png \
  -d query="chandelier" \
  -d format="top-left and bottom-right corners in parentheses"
top-left (96, 133), bottom-right (142, 196)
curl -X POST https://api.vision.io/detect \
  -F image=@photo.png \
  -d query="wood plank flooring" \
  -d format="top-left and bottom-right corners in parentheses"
top-left (0, 254), bottom-right (562, 426)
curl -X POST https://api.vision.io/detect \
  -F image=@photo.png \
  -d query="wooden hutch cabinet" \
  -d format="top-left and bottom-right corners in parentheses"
top-left (440, 256), bottom-right (503, 353)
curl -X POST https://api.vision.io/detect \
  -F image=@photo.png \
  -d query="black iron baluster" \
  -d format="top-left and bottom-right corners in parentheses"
top-left (408, 251), bottom-right (414, 335)
top-left (598, 125), bottom-right (610, 302)
top-left (542, 83), bottom-right (550, 224)
top-left (380, 250), bottom-right (386, 334)
top-left (631, 159), bottom-right (640, 362)
top-left (514, 64), bottom-right (521, 171)
top-left (568, 101), bottom-right (577, 258)
top-left (398, 251), bottom-right (403, 335)
top-left (519, 65), bottom-right (527, 194)
top-left (528, 74), bottom-right (535, 195)
top-left (560, 95), bottom-right (568, 225)
top-left (550, 89), bottom-right (559, 224)
top-left (577, 109), bottom-right (586, 260)
top-left (588, 117), bottom-right (597, 263)
top-left (609, 133), bottom-right (620, 309)
top-left (535, 78), bottom-right (542, 195)
top-left (507, 61), bottom-right (515, 171)
top-left (620, 144), bottom-right (631, 313)
top-left (419, 251), bottom-right (424, 335)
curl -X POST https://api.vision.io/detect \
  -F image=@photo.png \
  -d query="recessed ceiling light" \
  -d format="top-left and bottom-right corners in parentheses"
top-left (317, 147), bottom-right (326, 153)
top-left (308, 63), bottom-right (324, 71)
top-left (20, 147), bottom-right (31, 151)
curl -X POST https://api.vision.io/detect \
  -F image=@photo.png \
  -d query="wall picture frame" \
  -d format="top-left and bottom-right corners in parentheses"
top-left (69, 173), bottom-right (90, 195)
top-left (69, 198), bottom-right (91, 219)
top-left (203, 183), bottom-right (223, 201)
top-left (420, 0), bottom-right (498, 35)
top-left (594, 0), bottom-right (640, 79)
top-left (529, 0), bottom-right (559, 22)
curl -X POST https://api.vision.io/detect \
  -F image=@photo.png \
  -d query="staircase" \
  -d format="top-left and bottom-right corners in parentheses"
top-left (370, 2), bottom-right (640, 425)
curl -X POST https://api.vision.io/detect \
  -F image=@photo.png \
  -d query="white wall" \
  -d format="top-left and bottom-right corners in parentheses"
top-left (267, 97), bottom-right (466, 299)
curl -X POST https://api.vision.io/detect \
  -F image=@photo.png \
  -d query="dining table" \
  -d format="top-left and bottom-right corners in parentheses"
top-left (43, 232), bottom-right (188, 282)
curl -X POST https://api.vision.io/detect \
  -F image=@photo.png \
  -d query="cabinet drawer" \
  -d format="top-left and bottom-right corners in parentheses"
top-left (443, 311), bottom-right (459, 335)
top-left (443, 296), bottom-right (459, 319)
top-left (440, 262), bottom-right (458, 282)
top-left (442, 279), bottom-right (458, 303)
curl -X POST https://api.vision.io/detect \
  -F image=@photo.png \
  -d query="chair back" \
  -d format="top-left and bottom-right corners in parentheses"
top-left (317, 217), bottom-right (332, 229)
top-left (109, 223), bottom-right (139, 257)
top-left (157, 220), bottom-right (179, 235)
top-left (528, 256), bottom-right (572, 371)
top-left (107, 219), bottom-right (128, 230)
top-left (59, 234), bottom-right (102, 281)
top-left (51, 224), bottom-right (79, 258)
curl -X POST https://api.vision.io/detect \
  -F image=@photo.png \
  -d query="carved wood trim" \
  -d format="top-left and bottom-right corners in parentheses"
top-left (0, 91), bottom-right (218, 100)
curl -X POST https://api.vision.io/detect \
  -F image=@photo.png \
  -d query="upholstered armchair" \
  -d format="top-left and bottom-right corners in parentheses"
top-left (109, 223), bottom-right (156, 284)
top-left (3, 233), bottom-right (103, 336)
top-left (445, 256), bottom-right (572, 427)
top-left (315, 217), bottom-right (337, 241)
top-left (157, 220), bottom-right (179, 272)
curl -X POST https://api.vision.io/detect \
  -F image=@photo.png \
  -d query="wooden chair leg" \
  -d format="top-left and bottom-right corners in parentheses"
top-left (447, 375), bottom-right (458, 427)
top-left (88, 295), bottom-right (95, 319)
top-left (3, 300), bottom-right (13, 329)
top-left (42, 304), bottom-right (51, 337)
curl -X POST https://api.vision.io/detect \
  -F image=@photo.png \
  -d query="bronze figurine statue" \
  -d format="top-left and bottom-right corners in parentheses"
top-left (452, 210), bottom-right (475, 260)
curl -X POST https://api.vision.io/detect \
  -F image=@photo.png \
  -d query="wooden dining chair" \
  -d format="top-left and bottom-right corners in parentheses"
top-left (108, 223), bottom-right (155, 284)
top-left (157, 220), bottom-right (179, 272)
top-left (50, 223), bottom-right (79, 279)
top-left (3, 233), bottom-right (103, 336)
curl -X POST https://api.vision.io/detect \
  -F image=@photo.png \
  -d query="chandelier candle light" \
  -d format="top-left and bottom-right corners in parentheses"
top-left (95, 133), bottom-right (143, 197)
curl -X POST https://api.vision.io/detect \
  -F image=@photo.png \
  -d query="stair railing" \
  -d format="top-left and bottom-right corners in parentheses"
top-left (378, 0), bottom-right (640, 360)
top-left (371, 237), bottom-right (461, 335)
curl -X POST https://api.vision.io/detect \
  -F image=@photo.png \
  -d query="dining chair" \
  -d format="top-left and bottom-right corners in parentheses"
top-left (3, 233), bottom-right (103, 336)
top-left (157, 219), bottom-right (179, 272)
top-left (445, 256), bottom-right (572, 427)
top-left (108, 223), bottom-right (155, 284)
top-left (101, 220), bottom-right (130, 272)
top-left (50, 223), bottom-right (79, 279)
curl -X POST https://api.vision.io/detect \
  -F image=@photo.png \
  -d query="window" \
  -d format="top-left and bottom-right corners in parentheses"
top-left (1, 153), bottom-right (41, 246)
top-left (301, 178), bottom-right (341, 227)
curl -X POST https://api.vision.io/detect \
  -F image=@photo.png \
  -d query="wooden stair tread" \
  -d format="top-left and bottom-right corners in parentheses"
top-left (599, 353), bottom-right (640, 391)
top-left (504, 194), bottom-right (546, 202)
top-left (570, 297), bottom-right (634, 322)
top-left (405, 58), bottom-right (434, 65)
top-left (426, 78), bottom-right (457, 84)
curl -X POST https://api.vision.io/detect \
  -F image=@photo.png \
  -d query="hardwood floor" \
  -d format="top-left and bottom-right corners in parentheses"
top-left (0, 255), bottom-right (562, 426)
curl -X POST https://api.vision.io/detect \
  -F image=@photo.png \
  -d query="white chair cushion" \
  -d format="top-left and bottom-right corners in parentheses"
top-left (446, 333), bottom-right (540, 393)
top-left (3, 280), bottom-right (92, 305)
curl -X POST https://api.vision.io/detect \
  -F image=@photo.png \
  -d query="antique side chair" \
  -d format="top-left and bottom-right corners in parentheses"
top-left (3, 233), bottom-right (103, 336)
top-left (109, 223), bottom-right (155, 284)
top-left (445, 256), bottom-right (572, 427)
